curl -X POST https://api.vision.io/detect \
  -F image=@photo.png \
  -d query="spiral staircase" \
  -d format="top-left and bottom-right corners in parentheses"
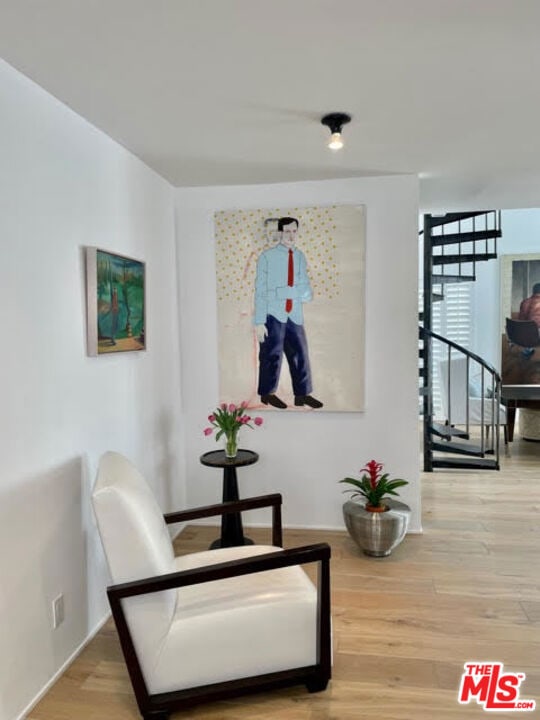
top-left (419, 211), bottom-right (504, 471)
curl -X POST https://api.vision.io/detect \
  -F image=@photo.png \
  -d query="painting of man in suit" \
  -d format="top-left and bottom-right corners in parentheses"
top-left (254, 217), bottom-right (323, 410)
top-left (214, 205), bottom-right (365, 412)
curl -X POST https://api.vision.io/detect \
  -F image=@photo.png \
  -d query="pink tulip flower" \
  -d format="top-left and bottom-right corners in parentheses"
top-left (208, 414), bottom-right (216, 422)
top-left (254, 417), bottom-right (263, 426)
top-left (203, 427), bottom-right (213, 436)
top-left (228, 403), bottom-right (236, 412)
top-left (240, 400), bottom-right (248, 408)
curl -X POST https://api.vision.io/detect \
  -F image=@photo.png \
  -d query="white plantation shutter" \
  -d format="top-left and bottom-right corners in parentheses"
top-left (431, 283), bottom-right (474, 418)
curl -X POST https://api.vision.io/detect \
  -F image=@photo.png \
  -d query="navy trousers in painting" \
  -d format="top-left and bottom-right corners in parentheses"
top-left (257, 315), bottom-right (312, 397)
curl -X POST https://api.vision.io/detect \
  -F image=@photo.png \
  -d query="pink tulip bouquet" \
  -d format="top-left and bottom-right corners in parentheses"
top-left (204, 402), bottom-right (263, 457)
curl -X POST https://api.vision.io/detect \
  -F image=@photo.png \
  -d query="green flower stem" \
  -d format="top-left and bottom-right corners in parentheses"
top-left (225, 431), bottom-right (238, 457)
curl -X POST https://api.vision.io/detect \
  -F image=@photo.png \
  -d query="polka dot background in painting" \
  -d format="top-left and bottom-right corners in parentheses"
top-left (214, 206), bottom-right (342, 303)
top-left (214, 205), bottom-right (365, 413)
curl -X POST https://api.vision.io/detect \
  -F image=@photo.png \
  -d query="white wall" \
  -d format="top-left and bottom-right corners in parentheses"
top-left (175, 176), bottom-right (421, 536)
top-left (0, 59), bottom-right (184, 720)
top-left (421, 173), bottom-right (540, 214)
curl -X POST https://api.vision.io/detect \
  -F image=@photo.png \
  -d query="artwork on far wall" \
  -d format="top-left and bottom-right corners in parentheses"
top-left (214, 205), bottom-right (365, 412)
top-left (500, 253), bottom-right (540, 385)
top-left (86, 247), bottom-right (146, 356)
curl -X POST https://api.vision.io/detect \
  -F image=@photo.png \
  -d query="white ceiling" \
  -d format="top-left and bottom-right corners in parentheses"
top-left (1, 0), bottom-right (540, 191)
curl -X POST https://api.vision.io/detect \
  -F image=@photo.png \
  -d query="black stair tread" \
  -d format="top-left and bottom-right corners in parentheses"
top-left (429, 423), bottom-right (469, 439)
top-left (432, 274), bottom-right (476, 284)
top-left (432, 253), bottom-right (497, 265)
top-left (432, 456), bottom-right (499, 470)
top-left (431, 440), bottom-right (488, 457)
top-left (432, 292), bottom-right (444, 302)
top-left (429, 212), bottom-right (494, 228)
top-left (430, 229), bottom-right (501, 246)
top-left (418, 387), bottom-right (429, 396)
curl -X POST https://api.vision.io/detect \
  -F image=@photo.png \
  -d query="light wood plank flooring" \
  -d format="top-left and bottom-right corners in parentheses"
top-left (29, 439), bottom-right (540, 719)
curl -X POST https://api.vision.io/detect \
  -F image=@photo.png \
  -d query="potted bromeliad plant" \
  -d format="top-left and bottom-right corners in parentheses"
top-left (204, 402), bottom-right (263, 458)
top-left (339, 460), bottom-right (410, 557)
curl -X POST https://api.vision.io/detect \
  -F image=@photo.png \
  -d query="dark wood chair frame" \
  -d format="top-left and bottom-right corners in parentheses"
top-left (107, 493), bottom-right (332, 720)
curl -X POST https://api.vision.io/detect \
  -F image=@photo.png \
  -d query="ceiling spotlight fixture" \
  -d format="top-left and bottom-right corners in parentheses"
top-left (321, 112), bottom-right (351, 150)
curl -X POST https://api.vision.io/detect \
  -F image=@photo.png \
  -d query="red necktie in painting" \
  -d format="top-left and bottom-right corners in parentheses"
top-left (285, 249), bottom-right (293, 313)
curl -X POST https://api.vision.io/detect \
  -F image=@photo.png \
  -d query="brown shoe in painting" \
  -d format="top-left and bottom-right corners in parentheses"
top-left (294, 395), bottom-right (323, 409)
top-left (261, 394), bottom-right (287, 409)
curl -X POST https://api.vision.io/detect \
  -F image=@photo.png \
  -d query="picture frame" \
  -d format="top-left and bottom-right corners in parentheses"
top-left (85, 247), bottom-right (146, 356)
top-left (500, 252), bottom-right (540, 385)
top-left (213, 205), bottom-right (365, 412)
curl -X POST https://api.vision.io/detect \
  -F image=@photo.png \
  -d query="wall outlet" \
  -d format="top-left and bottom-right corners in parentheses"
top-left (52, 593), bottom-right (64, 629)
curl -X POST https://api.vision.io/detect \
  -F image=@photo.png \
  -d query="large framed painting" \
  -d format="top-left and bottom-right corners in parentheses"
top-left (86, 247), bottom-right (146, 356)
top-left (214, 205), bottom-right (365, 412)
top-left (500, 253), bottom-right (540, 385)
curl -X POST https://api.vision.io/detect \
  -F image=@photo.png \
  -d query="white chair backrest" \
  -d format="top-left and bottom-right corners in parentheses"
top-left (92, 452), bottom-right (177, 631)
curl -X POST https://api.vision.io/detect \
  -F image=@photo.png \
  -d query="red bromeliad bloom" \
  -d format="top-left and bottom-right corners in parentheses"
top-left (341, 459), bottom-right (408, 509)
top-left (360, 460), bottom-right (384, 489)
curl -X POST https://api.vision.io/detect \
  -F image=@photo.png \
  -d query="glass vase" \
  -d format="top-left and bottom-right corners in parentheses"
top-left (224, 434), bottom-right (238, 458)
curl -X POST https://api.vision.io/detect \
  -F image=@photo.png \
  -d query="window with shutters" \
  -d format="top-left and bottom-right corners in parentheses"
top-left (431, 283), bottom-right (474, 419)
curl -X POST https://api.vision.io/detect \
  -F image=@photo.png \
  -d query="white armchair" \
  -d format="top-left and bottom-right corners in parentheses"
top-left (92, 452), bottom-right (331, 720)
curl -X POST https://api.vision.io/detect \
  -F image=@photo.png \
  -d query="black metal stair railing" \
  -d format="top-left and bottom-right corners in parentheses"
top-left (430, 211), bottom-right (501, 285)
top-left (420, 211), bottom-right (503, 472)
top-left (421, 327), bottom-right (505, 471)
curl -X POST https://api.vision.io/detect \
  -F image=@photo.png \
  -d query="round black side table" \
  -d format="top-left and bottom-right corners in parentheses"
top-left (200, 449), bottom-right (259, 549)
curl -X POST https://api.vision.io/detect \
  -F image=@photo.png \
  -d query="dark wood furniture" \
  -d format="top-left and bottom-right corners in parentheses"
top-left (505, 318), bottom-right (540, 349)
top-left (200, 449), bottom-right (258, 548)
top-left (107, 494), bottom-right (332, 720)
top-left (501, 384), bottom-right (540, 441)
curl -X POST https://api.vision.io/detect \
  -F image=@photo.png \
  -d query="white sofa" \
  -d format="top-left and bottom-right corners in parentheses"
top-left (438, 357), bottom-right (507, 426)
top-left (438, 357), bottom-right (508, 452)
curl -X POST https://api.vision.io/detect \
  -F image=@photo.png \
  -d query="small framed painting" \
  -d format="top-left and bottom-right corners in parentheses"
top-left (86, 247), bottom-right (146, 356)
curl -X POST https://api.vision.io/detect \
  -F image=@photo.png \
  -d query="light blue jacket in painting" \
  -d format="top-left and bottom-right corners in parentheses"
top-left (254, 243), bottom-right (312, 325)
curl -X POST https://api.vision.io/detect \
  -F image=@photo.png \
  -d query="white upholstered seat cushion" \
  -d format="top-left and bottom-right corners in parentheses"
top-left (141, 544), bottom-right (317, 694)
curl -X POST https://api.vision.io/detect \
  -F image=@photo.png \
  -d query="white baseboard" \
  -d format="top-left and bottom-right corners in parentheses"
top-left (16, 611), bottom-right (111, 720)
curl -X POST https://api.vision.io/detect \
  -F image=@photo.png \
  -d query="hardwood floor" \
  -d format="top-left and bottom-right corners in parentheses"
top-left (29, 439), bottom-right (540, 719)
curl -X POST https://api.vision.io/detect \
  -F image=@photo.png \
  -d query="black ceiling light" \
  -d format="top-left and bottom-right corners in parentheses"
top-left (321, 112), bottom-right (352, 150)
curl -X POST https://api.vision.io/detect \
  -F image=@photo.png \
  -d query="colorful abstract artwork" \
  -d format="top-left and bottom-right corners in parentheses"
top-left (86, 248), bottom-right (145, 356)
top-left (214, 205), bottom-right (365, 412)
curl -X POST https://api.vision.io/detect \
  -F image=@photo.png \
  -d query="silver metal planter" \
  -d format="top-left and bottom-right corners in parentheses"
top-left (342, 498), bottom-right (411, 557)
